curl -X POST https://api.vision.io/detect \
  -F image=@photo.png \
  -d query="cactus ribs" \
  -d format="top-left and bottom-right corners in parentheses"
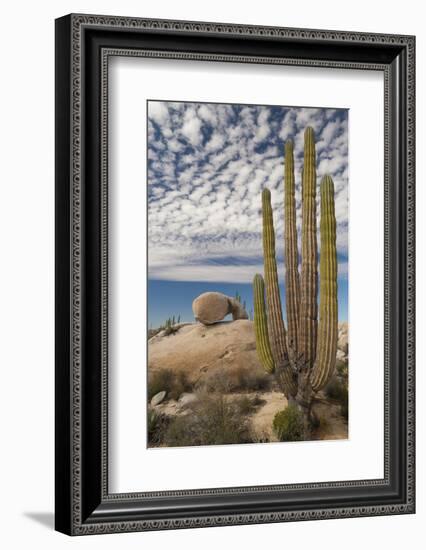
top-left (253, 127), bottom-right (338, 438)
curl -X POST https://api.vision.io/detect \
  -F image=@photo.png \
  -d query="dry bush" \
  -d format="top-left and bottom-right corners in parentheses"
top-left (231, 364), bottom-right (272, 392)
top-left (147, 408), bottom-right (169, 447)
top-left (198, 365), bottom-right (271, 394)
top-left (197, 368), bottom-right (232, 394)
top-left (324, 376), bottom-right (348, 421)
top-left (163, 392), bottom-right (252, 447)
top-left (232, 394), bottom-right (265, 415)
top-left (148, 368), bottom-right (193, 401)
top-left (335, 360), bottom-right (348, 377)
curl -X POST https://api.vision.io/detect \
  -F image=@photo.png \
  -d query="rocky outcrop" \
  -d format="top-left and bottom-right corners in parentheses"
top-left (148, 320), bottom-right (349, 387)
top-left (148, 319), bottom-right (261, 385)
top-left (192, 292), bottom-right (248, 325)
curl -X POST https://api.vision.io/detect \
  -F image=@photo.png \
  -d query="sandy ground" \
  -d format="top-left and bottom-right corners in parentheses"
top-left (311, 396), bottom-right (348, 440)
top-left (247, 391), bottom-right (347, 442)
top-left (249, 391), bottom-right (288, 442)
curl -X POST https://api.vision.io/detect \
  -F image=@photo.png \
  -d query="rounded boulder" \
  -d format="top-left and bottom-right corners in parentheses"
top-left (192, 292), bottom-right (231, 325)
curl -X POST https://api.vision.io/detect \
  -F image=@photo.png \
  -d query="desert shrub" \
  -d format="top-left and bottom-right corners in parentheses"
top-left (163, 324), bottom-right (179, 336)
top-left (335, 360), bottom-right (348, 377)
top-left (324, 377), bottom-right (346, 401)
top-left (233, 395), bottom-right (253, 415)
top-left (324, 377), bottom-right (348, 420)
top-left (172, 371), bottom-right (192, 399)
top-left (148, 369), bottom-right (173, 400)
top-left (148, 368), bottom-right (192, 401)
top-left (198, 368), bottom-right (232, 393)
top-left (232, 394), bottom-right (265, 415)
top-left (273, 405), bottom-right (304, 442)
top-left (199, 365), bottom-right (271, 394)
top-left (163, 393), bottom-right (251, 447)
top-left (147, 408), bottom-right (169, 446)
top-left (233, 365), bottom-right (271, 392)
top-left (148, 327), bottom-right (162, 340)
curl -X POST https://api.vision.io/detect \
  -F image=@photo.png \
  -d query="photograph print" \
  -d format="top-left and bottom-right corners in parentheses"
top-left (147, 100), bottom-right (349, 448)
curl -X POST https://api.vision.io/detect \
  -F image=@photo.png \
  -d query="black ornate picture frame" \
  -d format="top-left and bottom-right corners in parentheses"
top-left (55, 14), bottom-right (415, 535)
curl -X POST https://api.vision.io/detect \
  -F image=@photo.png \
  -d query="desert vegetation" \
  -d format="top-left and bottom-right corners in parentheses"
top-left (148, 368), bottom-right (192, 401)
top-left (147, 353), bottom-right (348, 447)
top-left (148, 315), bottom-right (183, 340)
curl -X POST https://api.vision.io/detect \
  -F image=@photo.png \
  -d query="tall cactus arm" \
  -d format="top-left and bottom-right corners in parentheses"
top-left (253, 274), bottom-right (276, 374)
top-left (299, 126), bottom-right (318, 368)
top-left (311, 175), bottom-right (338, 391)
top-left (253, 274), bottom-right (297, 396)
top-left (261, 188), bottom-right (289, 365)
top-left (284, 140), bottom-right (300, 366)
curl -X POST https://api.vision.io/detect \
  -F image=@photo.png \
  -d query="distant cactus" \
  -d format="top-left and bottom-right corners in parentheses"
top-left (253, 127), bottom-right (338, 435)
top-left (162, 314), bottom-right (182, 336)
top-left (234, 291), bottom-right (247, 312)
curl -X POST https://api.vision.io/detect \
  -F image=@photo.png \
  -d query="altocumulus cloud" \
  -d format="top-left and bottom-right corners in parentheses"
top-left (148, 101), bottom-right (348, 284)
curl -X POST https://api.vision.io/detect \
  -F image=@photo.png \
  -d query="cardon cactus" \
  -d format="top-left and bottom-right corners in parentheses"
top-left (253, 126), bottom-right (338, 434)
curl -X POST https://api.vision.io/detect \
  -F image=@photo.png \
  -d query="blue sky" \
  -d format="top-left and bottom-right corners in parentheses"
top-left (147, 101), bottom-right (348, 328)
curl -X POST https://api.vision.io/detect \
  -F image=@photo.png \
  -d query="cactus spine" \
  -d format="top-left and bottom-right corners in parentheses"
top-left (253, 126), bottom-right (338, 429)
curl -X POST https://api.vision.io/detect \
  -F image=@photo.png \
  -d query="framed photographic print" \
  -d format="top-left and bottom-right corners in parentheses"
top-left (55, 14), bottom-right (415, 535)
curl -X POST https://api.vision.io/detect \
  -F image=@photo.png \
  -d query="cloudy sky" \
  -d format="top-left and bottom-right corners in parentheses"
top-left (147, 101), bottom-right (348, 327)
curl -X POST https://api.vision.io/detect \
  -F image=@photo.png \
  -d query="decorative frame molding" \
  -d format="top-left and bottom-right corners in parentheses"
top-left (55, 14), bottom-right (415, 535)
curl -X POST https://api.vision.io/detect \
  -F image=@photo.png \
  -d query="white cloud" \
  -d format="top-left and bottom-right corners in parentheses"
top-left (181, 116), bottom-right (202, 147)
top-left (206, 132), bottom-right (225, 152)
top-left (148, 101), bottom-right (169, 125)
top-left (198, 104), bottom-right (217, 125)
top-left (147, 101), bottom-right (348, 283)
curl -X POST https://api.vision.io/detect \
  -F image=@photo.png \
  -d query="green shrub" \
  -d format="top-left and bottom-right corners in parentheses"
top-left (273, 405), bottom-right (304, 442)
top-left (148, 368), bottom-right (192, 401)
